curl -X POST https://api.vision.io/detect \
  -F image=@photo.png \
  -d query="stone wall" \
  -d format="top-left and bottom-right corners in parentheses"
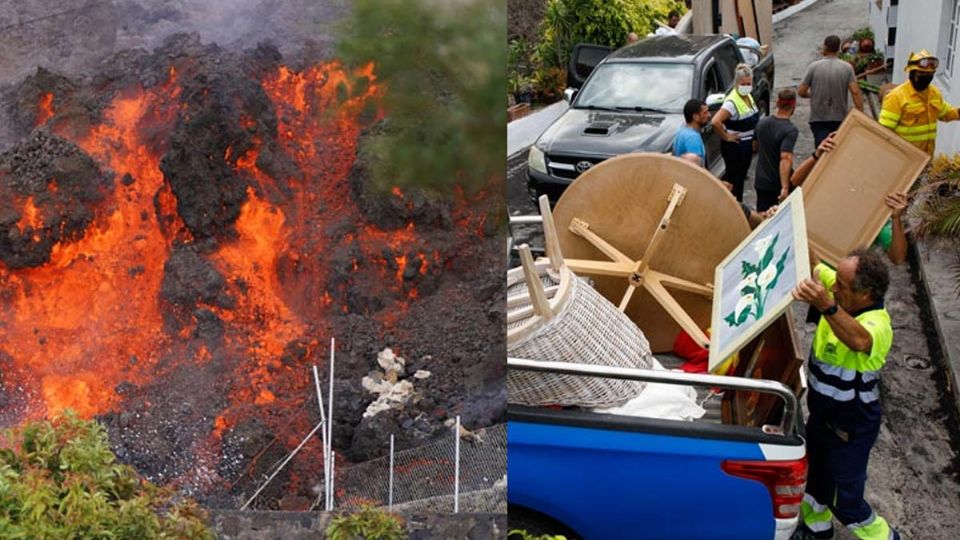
top-left (210, 511), bottom-right (507, 539)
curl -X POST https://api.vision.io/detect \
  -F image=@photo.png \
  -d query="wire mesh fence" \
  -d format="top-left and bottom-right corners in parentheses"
top-left (334, 423), bottom-right (506, 513)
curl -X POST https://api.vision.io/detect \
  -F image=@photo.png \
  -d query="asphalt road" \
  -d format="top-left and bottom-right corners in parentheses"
top-left (506, 0), bottom-right (960, 537)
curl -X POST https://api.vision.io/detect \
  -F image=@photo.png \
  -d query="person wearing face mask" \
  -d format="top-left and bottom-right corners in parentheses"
top-left (879, 50), bottom-right (960, 155)
top-left (711, 64), bottom-right (760, 202)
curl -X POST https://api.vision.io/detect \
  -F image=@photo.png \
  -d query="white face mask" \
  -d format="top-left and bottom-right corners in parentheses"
top-left (738, 84), bottom-right (753, 95)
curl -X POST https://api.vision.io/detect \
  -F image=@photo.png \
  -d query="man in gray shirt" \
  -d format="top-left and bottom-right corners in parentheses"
top-left (799, 35), bottom-right (864, 146)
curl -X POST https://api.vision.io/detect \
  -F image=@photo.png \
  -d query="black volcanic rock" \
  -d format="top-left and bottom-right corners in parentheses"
top-left (0, 130), bottom-right (111, 268)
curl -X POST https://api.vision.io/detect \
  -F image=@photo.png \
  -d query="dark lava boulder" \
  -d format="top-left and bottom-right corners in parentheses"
top-left (0, 130), bottom-right (111, 268)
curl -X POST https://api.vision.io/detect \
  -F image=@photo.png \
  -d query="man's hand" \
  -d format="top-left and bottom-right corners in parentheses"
top-left (760, 205), bottom-right (778, 219)
top-left (792, 271), bottom-right (833, 312)
top-left (778, 187), bottom-right (789, 202)
top-left (815, 133), bottom-right (837, 158)
top-left (722, 180), bottom-right (734, 192)
top-left (885, 191), bottom-right (909, 219)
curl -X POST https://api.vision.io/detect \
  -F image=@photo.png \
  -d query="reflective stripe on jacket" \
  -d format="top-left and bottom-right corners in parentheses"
top-left (808, 264), bottom-right (893, 417)
top-left (723, 89), bottom-right (759, 141)
top-left (879, 80), bottom-right (960, 155)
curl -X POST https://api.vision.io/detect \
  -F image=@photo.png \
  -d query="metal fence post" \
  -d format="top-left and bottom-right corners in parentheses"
top-left (454, 415), bottom-right (460, 513)
top-left (389, 434), bottom-right (395, 511)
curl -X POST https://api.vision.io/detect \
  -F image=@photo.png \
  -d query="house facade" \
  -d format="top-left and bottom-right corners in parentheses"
top-left (870, 0), bottom-right (960, 155)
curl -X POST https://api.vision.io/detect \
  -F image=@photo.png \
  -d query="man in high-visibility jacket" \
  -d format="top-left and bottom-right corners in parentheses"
top-left (879, 49), bottom-right (960, 155)
top-left (791, 249), bottom-right (901, 540)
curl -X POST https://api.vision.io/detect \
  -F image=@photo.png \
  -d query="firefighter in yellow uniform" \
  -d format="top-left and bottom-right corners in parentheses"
top-left (879, 49), bottom-right (960, 155)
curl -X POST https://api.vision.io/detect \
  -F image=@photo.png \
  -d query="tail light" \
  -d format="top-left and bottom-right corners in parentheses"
top-left (722, 458), bottom-right (808, 518)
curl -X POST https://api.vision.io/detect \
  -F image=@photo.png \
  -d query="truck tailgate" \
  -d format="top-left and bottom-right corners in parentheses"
top-left (509, 410), bottom-right (804, 540)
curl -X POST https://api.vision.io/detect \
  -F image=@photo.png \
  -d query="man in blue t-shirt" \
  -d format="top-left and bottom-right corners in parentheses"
top-left (673, 99), bottom-right (709, 166)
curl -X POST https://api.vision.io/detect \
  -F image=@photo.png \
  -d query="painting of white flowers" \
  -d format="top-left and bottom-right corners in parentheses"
top-left (709, 188), bottom-right (810, 372)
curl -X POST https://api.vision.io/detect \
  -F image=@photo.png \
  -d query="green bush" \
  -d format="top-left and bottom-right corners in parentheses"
top-left (532, 0), bottom-right (684, 99)
top-left (0, 412), bottom-right (212, 539)
top-left (326, 505), bottom-right (406, 540)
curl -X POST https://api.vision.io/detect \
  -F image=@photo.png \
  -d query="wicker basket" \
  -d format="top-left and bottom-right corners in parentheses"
top-left (507, 263), bottom-right (653, 408)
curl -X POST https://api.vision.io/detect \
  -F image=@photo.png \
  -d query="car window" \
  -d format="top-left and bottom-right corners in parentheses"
top-left (575, 63), bottom-right (694, 112)
top-left (714, 44), bottom-right (740, 88)
top-left (704, 63), bottom-right (724, 98)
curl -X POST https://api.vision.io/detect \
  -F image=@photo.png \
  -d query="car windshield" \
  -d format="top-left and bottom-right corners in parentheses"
top-left (575, 62), bottom-right (694, 112)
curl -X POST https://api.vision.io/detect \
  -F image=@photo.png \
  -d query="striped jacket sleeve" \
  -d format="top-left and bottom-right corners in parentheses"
top-left (939, 98), bottom-right (960, 122)
top-left (878, 92), bottom-right (901, 130)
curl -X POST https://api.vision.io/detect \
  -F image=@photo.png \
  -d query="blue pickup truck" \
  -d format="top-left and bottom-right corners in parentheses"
top-left (508, 340), bottom-right (806, 539)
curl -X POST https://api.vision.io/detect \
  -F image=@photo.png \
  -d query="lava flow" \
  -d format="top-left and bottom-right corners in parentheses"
top-left (0, 36), bottom-right (494, 503)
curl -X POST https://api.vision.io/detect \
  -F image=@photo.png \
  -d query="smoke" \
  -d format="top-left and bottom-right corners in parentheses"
top-left (0, 0), bottom-right (349, 86)
top-left (0, 0), bottom-right (349, 150)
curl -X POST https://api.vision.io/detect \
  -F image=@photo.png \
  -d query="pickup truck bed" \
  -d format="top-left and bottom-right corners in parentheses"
top-left (508, 359), bottom-right (806, 540)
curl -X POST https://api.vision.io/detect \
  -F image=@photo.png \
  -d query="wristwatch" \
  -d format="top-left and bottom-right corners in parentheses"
top-left (820, 303), bottom-right (839, 316)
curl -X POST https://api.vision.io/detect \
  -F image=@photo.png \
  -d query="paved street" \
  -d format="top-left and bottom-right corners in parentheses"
top-left (507, 0), bottom-right (960, 537)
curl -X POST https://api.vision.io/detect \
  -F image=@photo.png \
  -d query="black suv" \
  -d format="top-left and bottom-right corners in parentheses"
top-left (527, 34), bottom-right (774, 204)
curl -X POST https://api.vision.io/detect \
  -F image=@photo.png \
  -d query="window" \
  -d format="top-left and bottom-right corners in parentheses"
top-left (575, 63), bottom-right (695, 112)
top-left (714, 44), bottom-right (740, 88)
top-left (887, 27), bottom-right (896, 47)
top-left (704, 63), bottom-right (725, 98)
top-left (942, 0), bottom-right (960, 81)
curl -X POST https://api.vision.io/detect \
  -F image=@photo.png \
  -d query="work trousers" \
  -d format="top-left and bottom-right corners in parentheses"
top-left (755, 187), bottom-right (780, 212)
top-left (801, 411), bottom-right (895, 539)
top-left (720, 140), bottom-right (753, 202)
top-left (810, 121), bottom-right (842, 149)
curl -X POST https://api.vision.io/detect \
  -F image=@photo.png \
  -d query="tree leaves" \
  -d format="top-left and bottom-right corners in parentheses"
top-left (0, 412), bottom-right (212, 539)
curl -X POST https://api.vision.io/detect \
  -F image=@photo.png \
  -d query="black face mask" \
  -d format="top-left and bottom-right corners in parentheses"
top-left (911, 73), bottom-right (934, 91)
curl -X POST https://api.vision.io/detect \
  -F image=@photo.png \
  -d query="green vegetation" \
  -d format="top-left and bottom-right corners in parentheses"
top-left (508, 529), bottom-right (568, 540)
top-left (0, 412), bottom-right (212, 539)
top-left (326, 505), bottom-right (406, 540)
top-left (337, 0), bottom-right (505, 194)
top-left (527, 0), bottom-right (685, 101)
top-left (913, 154), bottom-right (960, 291)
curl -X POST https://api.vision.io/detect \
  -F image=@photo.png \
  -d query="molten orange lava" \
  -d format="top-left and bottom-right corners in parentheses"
top-left (36, 92), bottom-right (54, 125)
top-left (15, 196), bottom-right (43, 234)
top-left (0, 55), bottom-right (456, 502)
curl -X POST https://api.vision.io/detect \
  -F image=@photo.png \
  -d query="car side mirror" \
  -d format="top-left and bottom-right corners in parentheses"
top-left (564, 87), bottom-right (578, 103)
top-left (706, 93), bottom-right (725, 111)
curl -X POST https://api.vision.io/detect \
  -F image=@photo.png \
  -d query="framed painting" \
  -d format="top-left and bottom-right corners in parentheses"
top-left (802, 109), bottom-right (930, 266)
top-left (709, 188), bottom-right (810, 372)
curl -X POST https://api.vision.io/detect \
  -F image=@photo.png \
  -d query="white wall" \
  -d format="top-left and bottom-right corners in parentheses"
top-left (892, 0), bottom-right (960, 155)
top-left (868, 0), bottom-right (894, 61)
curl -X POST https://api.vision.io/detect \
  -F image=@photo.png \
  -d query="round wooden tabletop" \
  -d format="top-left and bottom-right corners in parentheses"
top-left (552, 153), bottom-right (751, 352)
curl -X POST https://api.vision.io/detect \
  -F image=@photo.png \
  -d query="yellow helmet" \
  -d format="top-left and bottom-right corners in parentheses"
top-left (905, 49), bottom-right (939, 73)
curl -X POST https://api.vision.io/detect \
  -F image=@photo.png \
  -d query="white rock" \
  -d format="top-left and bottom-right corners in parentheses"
top-left (413, 370), bottom-right (431, 379)
top-left (362, 380), bottom-right (416, 418)
top-left (377, 347), bottom-right (406, 375)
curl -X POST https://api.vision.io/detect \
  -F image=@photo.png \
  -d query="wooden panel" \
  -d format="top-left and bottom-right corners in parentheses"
top-left (552, 153), bottom-right (751, 352)
top-left (719, 0), bottom-right (739, 36)
top-left (755, 0), bottom-right (773, 49)
top-left (691, 0), bottom-right (771, 45)
top-left (802, 109), bottom-right (930, 266)
top-left (723, 311), bottom-right (804, 427)
top-left (735, 0), bottom-right (757, 40)
top-left (691, 0), bottom-right (714, 34)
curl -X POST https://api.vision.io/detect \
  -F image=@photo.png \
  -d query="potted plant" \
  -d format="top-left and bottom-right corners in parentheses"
top-left (866, 51), bottom-right (885, 70)
top-left (852, 27), bottom-right (875, 53)
top-left (512, 73), bottom-right (535, 104)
